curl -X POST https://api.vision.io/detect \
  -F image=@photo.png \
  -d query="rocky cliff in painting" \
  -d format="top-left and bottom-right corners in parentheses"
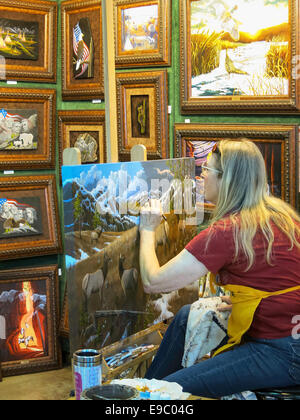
top-left (62, 159), bottom-right (199, 354)
top-left (0, 289), bottom-right (47, 362)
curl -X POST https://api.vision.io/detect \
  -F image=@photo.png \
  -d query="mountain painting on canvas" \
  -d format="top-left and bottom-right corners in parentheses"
top-left (62, 158), bottom-right (198, 353)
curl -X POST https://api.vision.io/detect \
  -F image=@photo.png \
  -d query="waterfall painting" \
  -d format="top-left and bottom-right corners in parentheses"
top-left (62, 158), bottom-right (199, 354)
top-left (180, 0), bottom-right (300, 113)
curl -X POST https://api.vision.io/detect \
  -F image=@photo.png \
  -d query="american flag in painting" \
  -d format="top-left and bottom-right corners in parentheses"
top-left (0, 198), bottom-right (31, 212)
top-left (0, 109), bottom-right (23, 121)
top-left (73, 23), bottom-right (90, 77)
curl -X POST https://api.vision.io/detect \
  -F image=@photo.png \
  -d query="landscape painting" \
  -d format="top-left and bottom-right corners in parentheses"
top-left (62, 158), bottom-right (198, 353)
top-left (190, 0), bottom-right (290, 98)
top-left (0, 265), bottom-right (61, 377)
top-left (0, 18), bottom-right (39, 60)
top-left (0, 108), bottom-right (38, 150)
top-left (121, 4), bottom-right (159, 52)
top-left (0, 278), bottom-right (47, 364)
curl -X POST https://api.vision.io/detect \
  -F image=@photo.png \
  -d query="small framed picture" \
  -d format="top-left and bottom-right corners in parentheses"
top-left (0, 0), bottom-right (57, 83)
top-left (116, 70), bottom-right (169, 160)
top-left (114, 0), bottom-right (171, 67)
top-left (58, 110), bottom-right (106, 178)
top-left (0, 174), bottom-right (62, 260)
top-left (0, 265), bottom-right (62, 377)
top-left (174, 123), bottom-right (299, 211)
top-left (61, 0), bottom-right (104, 101)
top-left (0, 88), bottom-right (56, 170)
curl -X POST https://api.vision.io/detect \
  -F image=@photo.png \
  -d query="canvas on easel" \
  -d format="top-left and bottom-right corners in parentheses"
top-left (62, 158), bottom-right (199, 354)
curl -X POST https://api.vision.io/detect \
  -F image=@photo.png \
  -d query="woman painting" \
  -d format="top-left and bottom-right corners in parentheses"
top-left (139, 139), bottom-right (300, 398)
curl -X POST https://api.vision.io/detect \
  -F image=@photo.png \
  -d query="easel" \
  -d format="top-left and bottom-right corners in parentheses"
top-left (63, 144), bottom-right (147, 167)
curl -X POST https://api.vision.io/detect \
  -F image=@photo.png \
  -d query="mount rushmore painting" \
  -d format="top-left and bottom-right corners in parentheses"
top-left (0, 108), bottom-right (38, 150)
top-left (0, 196), bottom-right (42, 239)
top-left (62, 158), bottom-right (199, 353)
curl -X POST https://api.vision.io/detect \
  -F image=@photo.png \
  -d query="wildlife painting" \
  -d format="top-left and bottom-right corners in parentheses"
top-left (0, 18), bottom-right (39, 60)
top-left (72, 18), bottom-right (94, 79)
top-left (0, 196), bottom-right (42, 239)
top-left (121, 4), bottom-right (159, 52)
top-left (0, 108), bottom-right (38, 150)
top-left (190, 0), bottom-right (290, 97)
top-left (62, 158), bottom-right (198, 353)
top-left (74, 133), bottom-right (98, 164)
top-left (0, 279), bottom-right (47, 363)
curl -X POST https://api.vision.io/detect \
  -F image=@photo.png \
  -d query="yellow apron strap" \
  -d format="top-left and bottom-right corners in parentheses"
top-left (208, 272), bottom-right (217, 295)
top-left (213, 283), bottom-right (300, 357)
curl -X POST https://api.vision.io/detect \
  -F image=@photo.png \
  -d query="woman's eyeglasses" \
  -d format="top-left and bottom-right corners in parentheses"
top-left (201, 164), bottom-right (223, 175)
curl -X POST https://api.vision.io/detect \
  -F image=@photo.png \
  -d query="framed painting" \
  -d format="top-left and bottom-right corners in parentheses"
top-left (0, 265), bottom-right (62, 377)
top-left (116, 70), bottom-right (169, 161)
top-left (0, 88), bottom-right (56, 170)
top-left (180, 0), bottom-right (300, 114)
top-left (0, 174), bottom-right (62, 261)
top-left (61, 0), bottom-right (104, 101)
top-left (58, 110), bottom-right (106, 179)
top-left (114, 0), bottom-right (171, 67)
top-left (174, 123), bottom-right (299, 212)
top-left (0, 0), bottom-right (57, 83)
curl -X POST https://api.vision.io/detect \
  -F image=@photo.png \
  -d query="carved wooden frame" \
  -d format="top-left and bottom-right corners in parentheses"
top-left (174, 123), bottom-right (299, 210)
top-left (114, 0), bottom-right (171, 67)
top-left (116, 70), bottom-right (169, 160)
top-left (0, 265), bottom-right (62, 377)
top-left (0, 88), bottom-right (56, 170)
top-left (58, 110), bottom-right (106, 180)
top-left (0, 0), bottom-right (57, 83)
top-left (0, 174), bottom-right (62, 260)
top-left (61, 0), bottom-right (104, 101)
top-left (180, 0), bottom-right (300, 114)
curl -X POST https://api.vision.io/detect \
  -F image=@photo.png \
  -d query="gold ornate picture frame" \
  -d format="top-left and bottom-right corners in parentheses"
top-left (0, 174), bottom-right (62, 261)
top-left (61, 0), bottom-right (104, 101)
top-left (174, 123), bottom-right (299, 211)
top-left (180, 0), bottom-right (300, 114)
top-left (0, 265), bottom-right (62, 377)
top-left (0, 0), bottom-right (57, 83)
top-left (116, 70), bottom-right (169, 161)
top-left (114, 0), bottom-right (171, 67)
top-left (0, 88), bottom-right (56, 170)
top-left (58, 110), bottom-right (106, 179)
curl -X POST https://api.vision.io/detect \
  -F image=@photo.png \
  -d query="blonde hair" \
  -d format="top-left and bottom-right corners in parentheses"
top-left (209, 139), bottom-right (300, 271)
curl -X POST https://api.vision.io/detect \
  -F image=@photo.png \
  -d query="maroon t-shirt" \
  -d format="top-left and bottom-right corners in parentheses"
top-left (185, 218), bottom-right (300, 339)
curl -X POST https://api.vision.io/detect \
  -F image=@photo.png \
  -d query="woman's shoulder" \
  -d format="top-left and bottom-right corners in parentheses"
top-left (209, 215), bottom-right (237, 233)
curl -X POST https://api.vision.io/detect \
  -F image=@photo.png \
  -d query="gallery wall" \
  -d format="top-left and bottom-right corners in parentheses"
top-left (0, 0), bottom-right (299, 343)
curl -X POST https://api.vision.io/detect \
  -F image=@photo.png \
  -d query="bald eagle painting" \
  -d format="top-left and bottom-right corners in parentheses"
top-left (72, 18), bottom-right (94, 80)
